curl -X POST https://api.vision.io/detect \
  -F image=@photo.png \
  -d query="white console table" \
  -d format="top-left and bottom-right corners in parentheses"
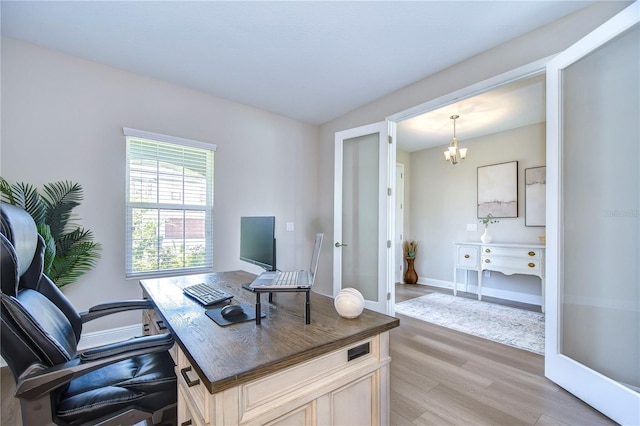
top-left (453, 242), bottom-right (545, 311)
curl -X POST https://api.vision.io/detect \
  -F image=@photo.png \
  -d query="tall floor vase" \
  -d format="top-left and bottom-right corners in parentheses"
top-left (404, 257), bottom-right (418, 284)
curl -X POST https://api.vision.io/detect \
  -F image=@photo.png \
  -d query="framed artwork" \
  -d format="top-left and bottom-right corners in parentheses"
top-left (477, 161), bottom-right (518, 218)
top-left (525, 166), bottom-right (546, 226)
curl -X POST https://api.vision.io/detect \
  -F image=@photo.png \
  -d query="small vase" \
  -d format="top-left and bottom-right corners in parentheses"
top-left (404, 257), bottom-right (418, 284)
top-left (481, 227), bottom-right (492, 243)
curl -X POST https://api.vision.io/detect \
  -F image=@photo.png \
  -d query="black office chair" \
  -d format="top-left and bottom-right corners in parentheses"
top-left (1, 203), bottom-right (177, 426)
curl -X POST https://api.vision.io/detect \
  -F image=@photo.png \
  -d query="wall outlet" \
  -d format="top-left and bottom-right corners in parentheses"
top-left (467, 223), bottom-right (478, 232)
top-left (484, 270), bottom-right (491, 277)
top-left (286, 222), bottom-right (294, 231)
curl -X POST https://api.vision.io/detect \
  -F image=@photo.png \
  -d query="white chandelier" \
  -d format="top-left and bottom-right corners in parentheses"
top-left (444, 114), bottom-right (467, 164)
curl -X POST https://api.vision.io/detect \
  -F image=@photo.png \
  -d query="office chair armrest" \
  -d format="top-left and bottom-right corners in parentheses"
top-left (79, 333), bottom-right (174, 362)
top-left (79, 299), bottom-right (154, 323)
top-left (14, 334), bottom-right (174, 401)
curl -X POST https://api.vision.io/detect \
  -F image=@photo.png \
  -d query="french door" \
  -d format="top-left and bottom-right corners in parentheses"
top-left (334, 121), bottom-right (396, 315)
top-left (546, 2), bottom-right (639, 424)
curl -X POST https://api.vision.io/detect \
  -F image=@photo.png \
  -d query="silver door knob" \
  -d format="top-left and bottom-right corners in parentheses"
top-left (335, 242), bottom-right (348, 247)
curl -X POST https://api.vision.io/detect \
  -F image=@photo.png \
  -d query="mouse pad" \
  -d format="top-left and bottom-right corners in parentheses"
top-left (205, 304), bottom-right (265, 327)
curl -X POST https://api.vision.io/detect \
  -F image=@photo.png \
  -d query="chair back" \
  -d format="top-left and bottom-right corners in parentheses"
top-left (1, 203), bottom-right (82, 380)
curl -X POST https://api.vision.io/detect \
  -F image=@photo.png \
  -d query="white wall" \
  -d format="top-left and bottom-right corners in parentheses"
top-left (407, 123), bottom-right (546, 302)
top-left (1, 39), bottom-right (320, 332)
top-left (316, 1), bottom-right (629, 297)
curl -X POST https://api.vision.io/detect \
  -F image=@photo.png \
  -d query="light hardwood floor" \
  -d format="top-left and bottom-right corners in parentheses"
top-left (391, 283), bottom-right (616, 426)
top-left (1, 284), bottom-right (616, 426)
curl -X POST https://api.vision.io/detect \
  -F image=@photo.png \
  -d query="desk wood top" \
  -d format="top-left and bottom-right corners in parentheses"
top-left (140, 271), bottom-right (399, 394)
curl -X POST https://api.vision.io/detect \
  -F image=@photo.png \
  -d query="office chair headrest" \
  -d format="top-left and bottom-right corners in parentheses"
top-left (0, 203), bottom-right (40, 294)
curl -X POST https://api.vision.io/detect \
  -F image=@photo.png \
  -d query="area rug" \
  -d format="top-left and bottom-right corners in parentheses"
top-left (395, 292), bottom-right (544, 354)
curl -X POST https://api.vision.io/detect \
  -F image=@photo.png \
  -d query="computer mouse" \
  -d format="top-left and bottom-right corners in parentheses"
top-left (221, 304), bottom-right (245, 319)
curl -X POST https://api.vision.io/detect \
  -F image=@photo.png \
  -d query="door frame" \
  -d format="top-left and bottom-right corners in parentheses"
top-left (334, 59), bottom-right (551, 314)
top-left (387, 58), bottom-right (550, 295)
top-left (395, 163), bottom-right (405, 284)
top-left (387, 56), bottom-right (552, 124)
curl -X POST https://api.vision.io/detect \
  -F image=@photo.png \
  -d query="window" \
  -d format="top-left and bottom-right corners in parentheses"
top-left (124, 128), bottom-right (216, 278)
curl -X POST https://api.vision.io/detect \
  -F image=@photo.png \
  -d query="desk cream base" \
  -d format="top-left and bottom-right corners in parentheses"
top-left (453, 242), bottom-right (545, 311)
top-left (141, 271), bottom-right (398, 426)
top-left (173, 335), bottom-right (389, 426)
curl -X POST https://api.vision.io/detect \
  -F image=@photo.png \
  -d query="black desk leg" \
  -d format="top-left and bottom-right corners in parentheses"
top-left (305, 290), bottom-right (310, 324)
top-left (256, 292), bottom-right (261, 325)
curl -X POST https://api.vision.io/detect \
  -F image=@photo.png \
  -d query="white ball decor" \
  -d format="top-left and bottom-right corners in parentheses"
top-left (334, 288), bottom-right (365, 319)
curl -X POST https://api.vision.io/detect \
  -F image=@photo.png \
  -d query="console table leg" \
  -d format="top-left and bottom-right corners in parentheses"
top-left (453, 267), bottom-right (458, 296)
top-left (465, 269), bottom-right (469, 294)
top-left (305, 291), bottom-right (311, 324)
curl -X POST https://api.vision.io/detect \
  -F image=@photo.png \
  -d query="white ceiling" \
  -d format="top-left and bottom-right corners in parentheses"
top-left (2, 1), bottom-right (592, 129)
top-left (397, 73), bottom-right (546, 152)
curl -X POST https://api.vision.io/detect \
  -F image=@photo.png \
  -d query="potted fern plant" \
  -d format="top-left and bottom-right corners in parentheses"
top-left (0, 177), bottom-right (102, 288)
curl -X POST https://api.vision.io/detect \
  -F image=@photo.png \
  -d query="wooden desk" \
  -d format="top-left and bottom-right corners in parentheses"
top-left (140, 271), bottom-right (399, 425)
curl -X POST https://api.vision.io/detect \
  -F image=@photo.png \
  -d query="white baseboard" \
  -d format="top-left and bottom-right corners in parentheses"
top-left (417, 277), bottom-right (453, 289)
top-left (470, 286), bottom-right (542, 306)
top-left (414, 278), bottom-right (543, 307)
top-left (2, 324), bottom-right (142, 368)
top-left (77, 324), bottom-right (142, 351)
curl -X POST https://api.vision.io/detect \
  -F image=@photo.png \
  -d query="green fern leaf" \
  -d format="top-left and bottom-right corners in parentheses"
top-left (36, 224), bottom-right (57, 276)
top-left (50, 241), bottom-right (102, 287)
top-left (2, 178), bottom-right (101, 288)
top-left (42, 181), bottom-right (82, 240)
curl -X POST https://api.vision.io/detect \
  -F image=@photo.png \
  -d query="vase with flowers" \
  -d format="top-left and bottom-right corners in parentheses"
top-left (479, 214), bottom-right (499, 243)
top-left (403, 240), bottom-right (419, 284)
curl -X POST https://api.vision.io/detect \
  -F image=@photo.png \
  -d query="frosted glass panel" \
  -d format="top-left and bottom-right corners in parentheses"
top-left (561, 25), bottom-right (639, 390)
top-left (342, 133), bottom-right (379, 301)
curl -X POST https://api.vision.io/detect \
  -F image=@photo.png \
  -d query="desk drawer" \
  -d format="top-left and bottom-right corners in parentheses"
top-left (147, 309), bottom-right (169, 334)
top-left (482, 256), bottom-right (543, 275)
top-left (177, 347), bottom-right (210, 424)
top-left (145, 309), bottom-right (177, 363)
top-left (455, 245), bottom-right (480, 269)
top-left (178, 382), bottom-right (207, 426)
top-left (241, 337), bottom-right (379, 418)
top-left (481, 246), bottom-right (542, 259)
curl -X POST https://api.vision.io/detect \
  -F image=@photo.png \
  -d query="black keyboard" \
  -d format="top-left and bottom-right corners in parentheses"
top-left (183, 283), bottom-right (234, 306)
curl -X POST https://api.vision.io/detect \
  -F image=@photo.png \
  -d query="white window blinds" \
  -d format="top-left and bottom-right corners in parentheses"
top-left (124, 128), bottom-right (216, 278)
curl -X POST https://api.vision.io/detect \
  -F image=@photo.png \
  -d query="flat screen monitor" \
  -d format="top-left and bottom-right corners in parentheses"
top-left (240, 216), bottom-right (276, 271)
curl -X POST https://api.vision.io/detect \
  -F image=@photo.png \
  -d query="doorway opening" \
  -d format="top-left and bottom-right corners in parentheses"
top-left (388, 59), bottom-right (548, 343)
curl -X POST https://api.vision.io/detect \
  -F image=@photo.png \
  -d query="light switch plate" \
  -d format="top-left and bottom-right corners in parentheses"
top-left (286, 222), bottom-right (294, 231)
top-left (467, 223), bottom-right (478, 231)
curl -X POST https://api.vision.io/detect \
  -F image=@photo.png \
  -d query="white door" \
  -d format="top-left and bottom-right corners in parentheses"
top-left (334, 121), bottom-right (395, 314)
top-left (546, 3), bottom-right (639, 424)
